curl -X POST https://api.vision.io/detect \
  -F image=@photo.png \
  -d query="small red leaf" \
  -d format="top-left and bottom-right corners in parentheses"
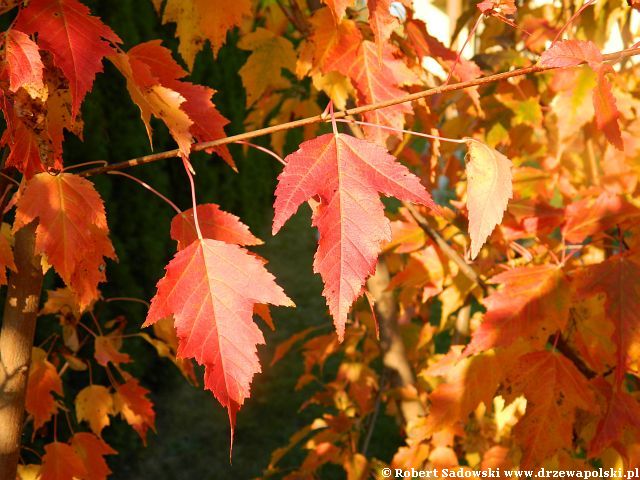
top-left (15, 0), bottom-right (121, 117)
top-left (170, 204), bottom-right (262, 251)
top-left (25, 348), bottom-right (63, 430)
top-left (538, 39), bottom-right (603, 70)
top-left (4, 29), bottom-right (45, 97)
top-left (113, 378), bottom-right (156, 444)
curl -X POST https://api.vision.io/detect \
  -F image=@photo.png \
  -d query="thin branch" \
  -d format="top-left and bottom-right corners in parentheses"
top-left (78, 46), bottom-right (640, 177)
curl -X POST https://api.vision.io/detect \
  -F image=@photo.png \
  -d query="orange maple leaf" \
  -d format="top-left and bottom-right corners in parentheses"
top-left (574, 251), bottom-right (640, 382)
top-left (25, 348), bottom-right (62, 430)
top-left (467, 265), bottom-right (569, 354)
top-left (70, 433), bottom-right (116, 480)
top-left (505, 350), bottom-right (595, 467)
top-left (14, 173), bottom-right (116, 308)
top-left (40, 442), bottom-right (87, 480)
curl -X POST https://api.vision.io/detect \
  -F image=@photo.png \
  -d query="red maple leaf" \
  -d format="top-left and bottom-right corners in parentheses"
top-left (170, 204), bottom-right (262, 251)
top-left (4, 29), bottom-right (45, 96)
top-left (113, 378), bottom-right (156, 444)
top-left (588, 378), bottom-right (640, 457)
top-left (323, 33), bottom-right (417, 144)
top-left (145, 239), bottom-right (293, 448)
top-left (273, 132), bottom-right (434, 340)
top-left (15, 0), bottom-right (121, 117)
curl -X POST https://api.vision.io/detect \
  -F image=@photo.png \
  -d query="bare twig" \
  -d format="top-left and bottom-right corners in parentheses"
top-left (78, 46), bottom-right (640, 178)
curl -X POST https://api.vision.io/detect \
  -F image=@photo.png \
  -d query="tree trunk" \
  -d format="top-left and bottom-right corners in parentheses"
top-left (0, 223), bottom-right (43, 480)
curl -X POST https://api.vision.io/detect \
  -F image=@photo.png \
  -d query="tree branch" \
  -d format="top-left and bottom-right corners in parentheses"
top-left (78, 46), bottom-right (640, 177)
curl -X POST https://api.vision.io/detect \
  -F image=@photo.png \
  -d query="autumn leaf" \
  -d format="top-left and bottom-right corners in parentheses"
top-left (75, 385), bottom-right (115, 436)
top-left (238, 28), bottom-right (296, 107)
top-left (40, 287), bottom-right (84, 319)
top-left (539, 41), bottom-right (622, 149)
top-left (504, 350), bottom-right (594, 467)
top-left (466, 265), bottom-right (569, 354)
top-left (109, 50), bottom-right (193, 160)
top-left (94, 335), bottom-right (131, 367)
top-left (157, 0), bottom-right (252, 68)
top-left (113, 378), bottom-right (156, 444)
top-left (538, 39), bottom-right (603, 70)
top-left (477, 0), bottom-right (517, 15)
top-left (145, 239), bottom-right (293, 447)
top-left (0, 115), bottom-right (53, 178)
top-left (25, 348), bottom-right (62, 430)
top-left (322, 0), bottom-right (355, 21)
top-left (465, 140), bottom-right (513, 259)
top-left (424, 349), bottom-right (509, 433)
top-left (308, 8), bottom-right (361, 73)
top-left (562, 192), bottom-right (640, 243)
top-left (40, 442), bottom-right (87, 480)
top-left (15, 0), bottom-right (121, 117)
top-left (14, 173), bottom-right (116, 308)
top-left (588, 378), bottom-right (640, 458)
top-left (325, 39), bottom-right (416, 144)
top-left (70, 433), bottom-right (116, 480)
top-left (124, 41), bottom-right (234, 166)
top-left (550, 66), bottom-right (596, 140)
top-left (368, 0), bottom-right (398, 61)
top-left (273, 132), bottom-right (434, 340)
top-left (170, 204), bottom-right (262, 251)
top-left (4, 29), bottom-right (45, 99)
top-left (593, 67), bottom-right (623, 151)
top-left (308, 9), bottom-right (414, 140)
top-left (574, 251), bottom-right (640, 380)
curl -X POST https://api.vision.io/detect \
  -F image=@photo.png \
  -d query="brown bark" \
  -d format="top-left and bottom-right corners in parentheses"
top-left (0, 223), bottom-right (43, 480)
top-left (367, 261), bottom-right (425, 426)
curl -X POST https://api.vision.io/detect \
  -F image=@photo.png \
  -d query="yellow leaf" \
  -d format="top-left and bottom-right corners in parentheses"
top-left (238, 28), bottom-right (296, 107)
top-left (312, 71), bottom-right (354, 111)
top-left (159, 0), bottom-right (252, 68)
top-left (75, 385), bottom-right (115, 436)
top-left (465, 140), bottom-right (513, 259)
